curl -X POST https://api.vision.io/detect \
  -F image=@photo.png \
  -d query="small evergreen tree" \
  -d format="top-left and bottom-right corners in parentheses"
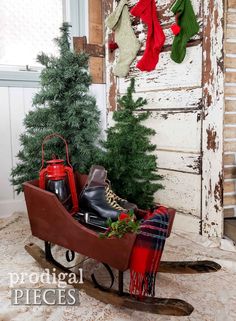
top-left (101, 79), bottom-right (163, 209)
top-left (11, 23), bottom-right (102, 193)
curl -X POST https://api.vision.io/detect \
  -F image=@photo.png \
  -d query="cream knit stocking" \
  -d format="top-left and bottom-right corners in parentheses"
top-left (106, 0), bottom-right (141, 77)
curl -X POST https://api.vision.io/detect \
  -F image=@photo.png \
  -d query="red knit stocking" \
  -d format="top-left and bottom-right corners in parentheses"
top-left (130, 0), bottom-right (165, 72)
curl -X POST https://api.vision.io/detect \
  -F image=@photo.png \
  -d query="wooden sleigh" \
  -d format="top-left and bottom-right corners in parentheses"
top-left (23, 173), bottom-right (221, 316)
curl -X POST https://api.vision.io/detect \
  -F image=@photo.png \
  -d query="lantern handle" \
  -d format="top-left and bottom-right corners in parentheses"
top-left (40, 133), bottom-right (73, 170)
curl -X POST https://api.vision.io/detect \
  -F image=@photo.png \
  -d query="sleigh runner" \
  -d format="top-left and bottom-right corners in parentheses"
top-left (23, 173), bottom-right (221, 316)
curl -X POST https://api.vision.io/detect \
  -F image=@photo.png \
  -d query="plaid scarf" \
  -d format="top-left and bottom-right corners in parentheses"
top-left (129, 206), bottom-right (169, 298)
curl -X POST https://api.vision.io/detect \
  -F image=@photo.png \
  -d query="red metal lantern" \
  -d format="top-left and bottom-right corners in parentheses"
top-left (39, 134), bottom-right (78, 214)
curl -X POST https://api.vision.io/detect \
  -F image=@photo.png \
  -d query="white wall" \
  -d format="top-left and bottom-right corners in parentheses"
top-left (0, 84), bottom-right (106, 217)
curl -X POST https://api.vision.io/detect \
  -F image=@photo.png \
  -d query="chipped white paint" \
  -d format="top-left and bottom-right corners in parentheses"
top-left (201, 0), bottom-right (224, 237)
top-left (132, 87), bottom-right (202, 109)
top-left (156, 169), bottom-right (201, 217)
top-left (157, 150), bottom-right (201, 174)
top-left (105, 0), bottom-right (224, 237)
top-left (119, 45), bottom-right (202, 92)
top-left (144, 111), bottom-right (201, 153)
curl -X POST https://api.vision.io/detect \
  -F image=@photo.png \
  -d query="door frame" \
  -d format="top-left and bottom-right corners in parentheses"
top-left (104, 0), bottom-right (225, 238)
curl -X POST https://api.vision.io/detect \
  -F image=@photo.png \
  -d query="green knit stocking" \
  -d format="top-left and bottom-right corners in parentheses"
top-left (170, 0), bottom-right (199, 63)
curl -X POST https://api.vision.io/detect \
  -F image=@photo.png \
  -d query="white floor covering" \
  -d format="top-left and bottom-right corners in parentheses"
top-left (1, 213), bottom-right (236, 321)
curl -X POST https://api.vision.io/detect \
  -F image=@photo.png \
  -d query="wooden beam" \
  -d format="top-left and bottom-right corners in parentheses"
top-left (89, 57), bottom-right (105, 84)
top-left (201, 0), bottom-right (224, 237)
top-left (88, 0), bottom-right (103, 44)
top-left (104, 0), bottom-right (118, 111)
top-left (73, 37), bottom-right (105, 57)
top-left (73, 37), bottom-right (105, 84)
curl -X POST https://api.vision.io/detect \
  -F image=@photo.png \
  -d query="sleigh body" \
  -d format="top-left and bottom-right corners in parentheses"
top-left (23, 173), bottom-right (221, 316)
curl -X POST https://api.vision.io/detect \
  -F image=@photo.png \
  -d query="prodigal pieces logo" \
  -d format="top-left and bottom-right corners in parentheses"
top-left (9, 268), bottom-right (83, 306)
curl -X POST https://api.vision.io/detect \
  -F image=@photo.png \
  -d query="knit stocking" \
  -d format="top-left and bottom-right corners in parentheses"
top-left (106, 0), bottom-right (140, 77)
top-left (170, 0), bottom-right (199, 63)
top-left (130, 0), bottom-right (165, 72)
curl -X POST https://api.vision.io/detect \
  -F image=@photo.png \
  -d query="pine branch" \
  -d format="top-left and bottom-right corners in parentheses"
top-left (101, 79), bottom-right (163, 209)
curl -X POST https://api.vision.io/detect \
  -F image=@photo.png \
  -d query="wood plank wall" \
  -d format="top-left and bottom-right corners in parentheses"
top-left (224, 0), bottom-right (236, 217)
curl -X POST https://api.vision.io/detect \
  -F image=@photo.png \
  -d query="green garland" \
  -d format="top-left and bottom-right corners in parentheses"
top-left (99, 211), bottom-right (140, 239)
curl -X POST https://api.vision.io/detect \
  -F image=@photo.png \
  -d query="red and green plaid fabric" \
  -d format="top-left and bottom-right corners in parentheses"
top-left (129, 206), bottom-right (169, 298)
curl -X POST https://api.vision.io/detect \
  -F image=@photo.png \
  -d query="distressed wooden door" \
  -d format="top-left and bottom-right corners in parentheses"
top-left (104, 0), bottom-right (224, 237)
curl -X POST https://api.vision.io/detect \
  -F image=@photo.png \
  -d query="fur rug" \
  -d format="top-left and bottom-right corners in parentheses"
top-left (1, 213), bottom-right (236, 321)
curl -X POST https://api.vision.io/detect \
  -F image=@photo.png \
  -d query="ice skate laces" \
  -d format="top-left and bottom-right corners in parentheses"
top-left (105, 185), bottom-right (124, 211)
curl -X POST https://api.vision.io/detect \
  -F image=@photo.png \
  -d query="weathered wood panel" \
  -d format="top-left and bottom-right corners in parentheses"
top-left (132, 87), bottom-right (202, 110)
top-left (73, 0), bottom-right (105, 84)
top-left (156, 170), bottom-right (201, 217)
top-left (104, 0), bottom-right (118, 111)
top-left (128, 0), bottom-right (202, 28)
top-left (89, 57), bottom-right (105, 84)
top-left (105, 0), bottom-right (224, 236)
top-left (88, 0), bottom-right (103, 44)
top-left (134, 25), bottom-right (201, 49)
top-left (201, 0), bottom-right (224, 236)
top-left (119, 45), bottom-right (202, 92)
top-left (157, 150), bottom-right (201, 174)
top-left (145, 111), bottom-right (201, 153)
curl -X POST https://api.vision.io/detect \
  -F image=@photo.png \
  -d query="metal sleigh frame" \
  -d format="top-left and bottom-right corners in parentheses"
top-left (23, 173), bottom-right (221, 316)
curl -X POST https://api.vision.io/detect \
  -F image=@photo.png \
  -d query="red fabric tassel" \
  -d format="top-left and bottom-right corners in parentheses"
top-left (108, 41), bottom-right (118, 52)
top-left (171, 24), bottom-right (181, 35)
top-left (129, 207), bottom-right (169, 298)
